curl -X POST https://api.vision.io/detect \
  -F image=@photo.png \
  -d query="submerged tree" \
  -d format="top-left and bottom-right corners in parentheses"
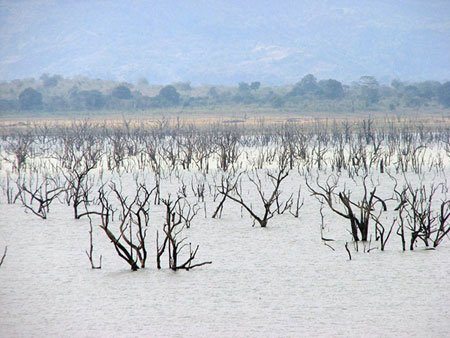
top-left (307, 174), bottom-right (387, 242)
top-left (221, 164), bottom-right (291, 227)
top-left (157, 196), bottom-right (211, 271)
top-left (0, 246), bottom-right (7, 267)
top-left (98, 183), bottom-right (154, 271)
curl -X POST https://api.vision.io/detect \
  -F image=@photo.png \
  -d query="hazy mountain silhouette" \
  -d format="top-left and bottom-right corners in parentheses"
top-left (1, 0), bottom-right (449, 84)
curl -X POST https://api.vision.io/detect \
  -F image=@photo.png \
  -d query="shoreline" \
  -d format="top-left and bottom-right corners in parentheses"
top-left (0, 108), bottom-right (449, 129)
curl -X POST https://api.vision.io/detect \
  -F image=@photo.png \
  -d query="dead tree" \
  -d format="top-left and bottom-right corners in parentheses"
top-left (157, 196), bottom-right (211, 271)
top-left (375, 218), bottom-right (396, 251)
top-left (289, 185), bottom-right (304, 218)
top-left (177, 198), bottom-right (200, 228)
top-left (98, 187), bottom-right (138, 271)
top-left (390, 174), bottom-right (407, 251)
top-left (278, 124), bottom-right (302, 170)
top-left (214, 129), bottom-right (242, 171)
top-left (3, 172), bottom-right (20, 204)
top-left (143, 133), bottom-right (161, 173)
top-left (156, 196), bottom-right (180, 269)
top-left (344, 242), bottom-right (352, 260)
top-left (63, 147), bottom-right (102, 219)
top-left (388, 170), bottom-right (450, 250)
top-left (433, 200), bottom-right (450, 248)
top-left (213, 172), bottom-right (240, 219)
top-left (306, 174), bottom-right (387, 242)
top-left (318, 201), bottom-right (335, 243)
top-left (223, 166), bottom-right (290, 227)
top-left (0, 246), bottom-right (7, 267)
top-left (312, 139), bottom-right (328, 171)
top-left (4, 132), bottom-right (34, 172)
top-left (396, 214), bottom-right (407, 251)
top-left (153, 172), bottom-right (161, 205)
top-left (159, 141), bottom-right (178, 172)
top-left (84, 210), bottom-right (102, 269)
top-left (98, 183), bottom-right (153, 271)
top-left (338, 179), bottom-right (387, 242)
top-left (178, 179), bottom-right (188, 198)
top-left (190, 175), bottom-right (206, 202)
top-left (106, 130), bottom-right (127, 170)
top-left (192, 133), bottom-right (215, 173)
top-left (396, 181), bottom-right (449, 250)
top-left (405, 183), bottom-right (433, 249)
top-left (178, 134), bottom-right (194, 170)
top-left (18, 176), bottom-right (64, 219)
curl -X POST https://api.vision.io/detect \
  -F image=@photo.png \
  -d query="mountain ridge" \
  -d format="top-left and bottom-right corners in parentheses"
top-left (1, 0), bottom-right (449, 84)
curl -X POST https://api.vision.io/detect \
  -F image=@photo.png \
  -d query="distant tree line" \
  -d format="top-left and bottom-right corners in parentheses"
top-left (0, 73), bottom-right (449, 113)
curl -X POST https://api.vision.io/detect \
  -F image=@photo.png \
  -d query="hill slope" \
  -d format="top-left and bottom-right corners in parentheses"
top-left (0, 0), bottom-right (449, 84)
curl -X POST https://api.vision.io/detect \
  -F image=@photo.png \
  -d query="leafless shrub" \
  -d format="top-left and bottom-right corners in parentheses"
top-left (177, 198), bottom-right (200, 228)
top-left (3, 132), bottom-right (34, 172)
top-left (289, 185), bottom-right (304, 218)
top-left (159, 140), bottom-right (178, 172)
top-left (222, 165), bottom-right (290, 227)
top-left (62, 146), bottom-right (102, 219)
top-left (98, 183), bottom-right (154, 271)
top-left (84, 209), bottom-right (102, 269)
top-left (375, 218), bottom-right (396, 251)
top-left (192, 133), bottom-right (215, 173)
top-left (190, 175), bottom-right (206, 202)
top-left (214, 128), bottom-right (242, 171)
top-left (344, 242), bottom-right (352, 260)
top-left (1, 117), bottom-right (449, 268)
top-left (2, 172), bottom-right (20, 204)
top-left (307, 174), bottom-right (387, 242)
top-left (106, 129), bottom-right (127, 170)
top-left (213, 172), bottom-right (239, 219)
top-left (433, 200), bottom-right (450, 248)
top-left (157, 196), bottom-right (211, 271)
top-left (18, 175), bottom-right (64, 219)
top-left (394, 180), bottom-right (449, 250)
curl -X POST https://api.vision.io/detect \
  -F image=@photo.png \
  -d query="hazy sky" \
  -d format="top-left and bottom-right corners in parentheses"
top-left (1, 0), bottom-right (449, 84)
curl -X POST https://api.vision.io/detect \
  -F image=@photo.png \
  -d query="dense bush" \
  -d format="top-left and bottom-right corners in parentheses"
top-left (111, 85), bottom-right (132, 100)
top-left (0, 74), bottom-right (449, 113)
top-left (19, 88), bottom-right (43, 111)
top-left (438, 81), bottom-right (450, 107)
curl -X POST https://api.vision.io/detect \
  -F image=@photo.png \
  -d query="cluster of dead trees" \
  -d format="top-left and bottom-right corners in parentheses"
top-left (0, 117), bottom-right (449, 270)
top-left (392, 178), bottom-right (450, 250)
top-left (1, 118), bottom-right (448, 179)
top-left (156, 196), bottom-right (211, 270)
top-left (92, 182), bottom-right (210, 271)
top-left (307, 173), bottom-right (450, 254)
